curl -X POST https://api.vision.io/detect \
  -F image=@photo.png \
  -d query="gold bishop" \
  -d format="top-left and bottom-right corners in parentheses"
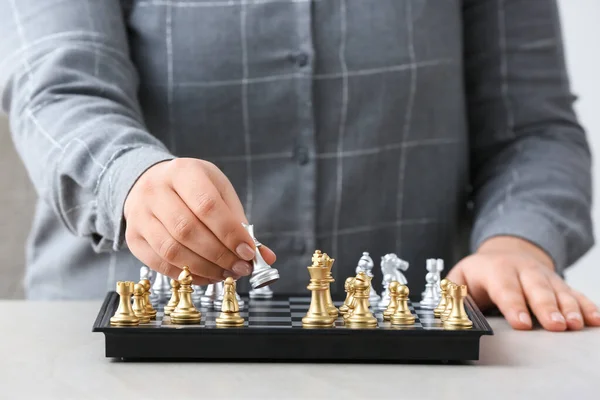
top-left (171, 266), bottom-right (202, 324)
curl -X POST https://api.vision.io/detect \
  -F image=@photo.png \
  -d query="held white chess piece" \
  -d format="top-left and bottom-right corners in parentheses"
top-left (249, 286), bottom-right (273, 299)
top-left (378, 254), bottom-right (409, 309)
top-left (420, 272), bottom-right (438, 309)
top-left (355, 252), bottom-right (380, 304)
top-left (243, 223), bottom-right (280, 289)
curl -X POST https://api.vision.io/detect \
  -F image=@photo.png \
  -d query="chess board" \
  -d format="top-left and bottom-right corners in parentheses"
top-left (93, 293), bottom-right (493, 362)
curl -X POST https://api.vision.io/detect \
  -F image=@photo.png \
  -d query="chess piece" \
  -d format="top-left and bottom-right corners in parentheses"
top-left (433, 279), bottom-right (450, 317)
top-left (422, 259), bottom-right (436, 298)
top-left (435, 259), bottom-right (444, 298)
top-left (191, 285), bottom-right (204, 304)
top-left (110, 281), bottom-right (139, 326)
top-left (249, 286), bottom-right (273, 299)
top-left (339, 277), bottom-right (355, 315)
top-left (216, 277), bottom-right (245, 327)
top-left (441, 283), bottom-right (456, 321)
top-left (139, 265), bottom-right (152, 281)
top-left (443, 284), bottom-right (473, 329)
top-left (163, 279), bottom-right (181, 316)
top-left (171, 266), bottom-right (202, 324)
top-left (243, 223), bottom-right (280, 289)
top-left (346, 272), bottom-right (377, 327)
top-left (420, 272), bottom-right (438, 309)
top-left (317, 251), bottom-right (338, 318)
top-left (378, 254), bottom-right (409, 307)
top-left (383, 281), bottom-right (400, 321)
top-left (152, 272), bottom-right (171, 303)
top-left (201, 284), bottom-right (216, 307)
top-left (132, 283), bottom-right (151, 323)
top-left (302, 250), bottom-right (336, 327)
top-left (391, 285), bottom-right (415, 325)
top-left (212, 281), bottom-right (241, 310)
top-left (355, 252), bottom-right (380, 304)
top-left (140, 279), bottom-right (157, 320)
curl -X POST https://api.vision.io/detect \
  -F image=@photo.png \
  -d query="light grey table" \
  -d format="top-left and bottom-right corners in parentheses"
top-left (1, 301), bottom-right (598, 400)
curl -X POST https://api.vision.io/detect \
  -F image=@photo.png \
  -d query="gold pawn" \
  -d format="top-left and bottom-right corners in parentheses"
top-left (443, 284), bottom-right (473, 330)
top-left (216, 277), bottom-right (245, 327)
top-left (391, 285), bottom-right (415, 325)
top-left (110, 281), bottom-right (139, 326)
top-left (140, 278), bottom-right (157, 320)
top-left (383, 281), bottom-right (400, 321)
top-left (163, 279), bottom-right (181, 316)
top-left (433, 279), bottom-right (450, 317)
top-left (171, 266), bottom-right (202, 324)
top-left (302, 250), bottom-right (336, 327)
top-left (339, 277), bottom-right (355, 315)
top-left (321, 253), bottom-right (338, 318)
top-left (441, 283), bottom-right (456, 321)
top-left (132, 283), bottom-right (150, 323)
top-left (346, 272), bottom-right (378, 328)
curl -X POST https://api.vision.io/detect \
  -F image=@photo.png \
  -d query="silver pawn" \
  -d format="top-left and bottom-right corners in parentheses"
top-left (152, 272), bottom-right (171, 303)
top-left (434, 259), bottom-right (444, 299)
top-left (420, 272), bottom-right (438, 309)
top-left (214, 281), bottom-right (244, 309)
top-left (140, 266), bottom-right (159, 304)
top-left (249, 286), bottom-right (273, 299)
top-left (191, 285), bottom-right (205, 304)
top-left (422, 259), bottom-right (437, 298)
top-left (200, 283), bottom-right (220, 308)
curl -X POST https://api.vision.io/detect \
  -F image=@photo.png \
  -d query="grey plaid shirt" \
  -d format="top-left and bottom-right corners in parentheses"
top-left (0, 0), bottom-right (593, 299)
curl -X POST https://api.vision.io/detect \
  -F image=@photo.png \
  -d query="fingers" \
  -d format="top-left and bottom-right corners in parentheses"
top-left (126, 235), bottom-right (215, 286)
top-left (548, 276), bottom-right (584, 330)
top-left (571, 289), bottom-right (600, 327)
top-left (150, 189), bottom-right (253, 276)
top-left (518, 268), bottom-right (566, 331)
top-left (170, 161), bottom-right (256, 261)
top-left (260, 245), bottom-right (277, 265)
top-left (483, 266), bottom-right (532, 330)
top-left (447, 257), bottom-right (492, 310)
top-left (143, 215), bottom-right (235, 281)
top-left (202, 160), bottom-right (248, 223)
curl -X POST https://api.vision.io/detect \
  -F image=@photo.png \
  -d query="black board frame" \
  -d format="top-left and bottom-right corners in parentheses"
top-left (93, 292), bottom-right (493, 362)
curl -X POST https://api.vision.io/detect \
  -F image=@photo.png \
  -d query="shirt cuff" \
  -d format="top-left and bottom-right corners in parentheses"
top-left (470, 208), bottom-right (567, 272)
top-left (94, 146), bottom-right (175, 252)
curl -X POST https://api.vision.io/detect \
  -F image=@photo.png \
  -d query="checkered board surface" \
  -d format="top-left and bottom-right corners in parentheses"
top-left (128, 297), bottom-right (446, 330)
top-left (94, 292), bottom-right (493, 361)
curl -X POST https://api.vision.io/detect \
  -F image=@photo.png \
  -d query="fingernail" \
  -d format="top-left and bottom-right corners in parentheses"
top-left (566, 312), bottom-right (583, 322)
top-left (222, 270), bottom-right (236, 278)
top-left (232, 260), bottom-right (252, 276)
top-left (593, 311), bottom-right (600, 321)
top-left (236, 243), bottom-right (255, 260)
top-left (518, 312), bottom-right (531, 326)
top-left (550, 312), bottom-right (566, 324)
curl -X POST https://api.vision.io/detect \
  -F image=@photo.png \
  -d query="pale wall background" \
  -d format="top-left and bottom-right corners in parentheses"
top-left (0, 1), bottom-right (599, 301)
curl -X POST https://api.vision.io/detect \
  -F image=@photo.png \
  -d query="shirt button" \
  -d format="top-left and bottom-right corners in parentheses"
top-left (290, 52), bottom-right (309, 67)
top-left (295, 146), bottom-right (310, 165)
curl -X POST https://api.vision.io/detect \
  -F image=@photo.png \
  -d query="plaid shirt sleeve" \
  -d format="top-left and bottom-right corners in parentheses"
top-left (0, 0), bottom-right (174, 252)
top-left (463, 0), bottom-right (594, 271)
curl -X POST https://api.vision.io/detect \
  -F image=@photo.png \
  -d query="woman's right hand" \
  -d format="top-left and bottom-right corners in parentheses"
top-left (123, 158), bottom-right (276, 285)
